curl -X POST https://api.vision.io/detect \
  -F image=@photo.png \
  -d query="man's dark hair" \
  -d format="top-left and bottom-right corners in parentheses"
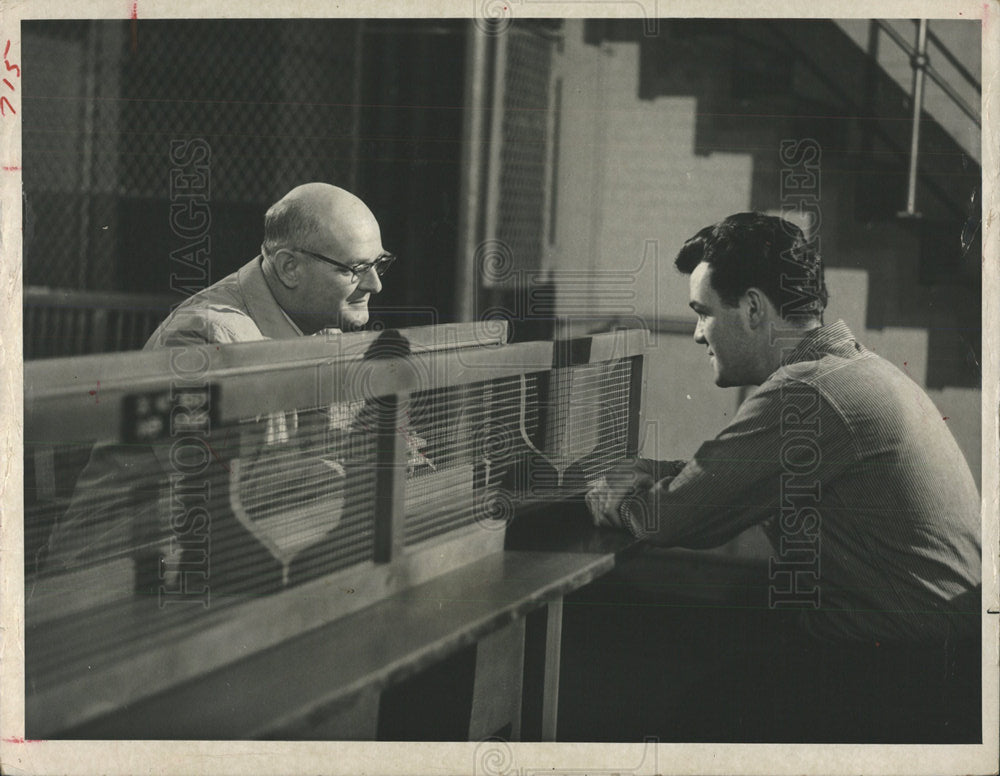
top-left (674, 212), bottom-right (828, 320)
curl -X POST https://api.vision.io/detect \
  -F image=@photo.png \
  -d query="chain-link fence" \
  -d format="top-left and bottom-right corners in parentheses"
top-left (22, 19), bottom-right (565, 353)
top-left (22, 19), bottom-right (361, 292)
top-left (495, 23), bottom-right (557, 278)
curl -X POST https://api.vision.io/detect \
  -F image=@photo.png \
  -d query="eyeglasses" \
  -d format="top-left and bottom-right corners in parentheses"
top-left (278, 246), bottom-right (396, 282)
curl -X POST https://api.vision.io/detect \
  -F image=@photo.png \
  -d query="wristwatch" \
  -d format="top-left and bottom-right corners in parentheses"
top-left (617, 492), bottom-right (638, 533)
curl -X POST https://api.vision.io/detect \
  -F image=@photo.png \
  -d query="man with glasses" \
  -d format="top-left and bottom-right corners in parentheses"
top-left (148, 182), bottom-right (394, 346)
top-left (43, 183), bottom-right (395, 573)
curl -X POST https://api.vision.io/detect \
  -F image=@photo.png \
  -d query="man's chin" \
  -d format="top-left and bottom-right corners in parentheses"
top-left (340, 311), bottom-right (369, 331)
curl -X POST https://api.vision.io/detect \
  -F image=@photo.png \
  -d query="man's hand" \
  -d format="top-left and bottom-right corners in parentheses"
top-left (586, 461), bottom-right (654, 530)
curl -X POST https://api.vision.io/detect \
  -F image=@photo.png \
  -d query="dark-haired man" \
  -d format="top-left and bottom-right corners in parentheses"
top-left (586, 212), bottom-right (980, 741)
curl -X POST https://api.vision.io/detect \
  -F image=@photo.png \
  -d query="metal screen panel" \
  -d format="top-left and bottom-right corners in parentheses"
top-left (519, 356), bottom-right (635, 497)
top-left (119, 20), bottom-right (360, 204)
top-left (25, 400), bottom-right (382, 691)
top-left (550, 357), bottom-right (633, 483)
top-left (487, 24), bottom-right (558, 286)
top-left (403, 355), bottom-right (635, 544)
top-left (23, 333), bottom-right (644, 728)
top-left (403, 376), bottom-right (540, 546)
top-left (23, 288), bottom-right (176, 359)
top-left (22, 20), bottom-right (361, 290)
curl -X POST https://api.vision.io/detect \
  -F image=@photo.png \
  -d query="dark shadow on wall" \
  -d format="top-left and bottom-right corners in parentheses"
top-left (584, 18), bottom-right (981, 390)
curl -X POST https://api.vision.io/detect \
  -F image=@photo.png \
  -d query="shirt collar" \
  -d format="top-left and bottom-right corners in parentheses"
top-left (272, 289), bottom-right (345, 339)
top-left (781, 319), bottom-right (860, 366)
top-left (237, 256), bottom-right (345, 339)
top-left (278, 304), bottom-right (304, 336)
top-left (236, 256), bottom-right (303, 339)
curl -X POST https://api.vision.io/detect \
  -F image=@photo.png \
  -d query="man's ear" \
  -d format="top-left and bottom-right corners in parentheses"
top-left (270, 249), bottom-right (301, 289)
top-left (743, 287), bottom-right (768, 329)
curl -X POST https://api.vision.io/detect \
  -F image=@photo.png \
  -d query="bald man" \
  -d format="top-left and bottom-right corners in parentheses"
top-left (42, 184), bottom-right (393, 573)
top-left (149, 182), bottom-right (392, 346)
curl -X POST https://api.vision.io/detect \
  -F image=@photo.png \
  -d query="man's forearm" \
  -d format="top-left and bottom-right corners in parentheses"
top-left (634, 457), bottom-right (688, 482)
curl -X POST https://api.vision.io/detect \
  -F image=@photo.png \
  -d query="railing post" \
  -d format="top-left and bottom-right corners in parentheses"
top-left (900, 19), bottom-right (929, 218)
top-left (373, 392), bottom-right (409, 562)
top-left (625, 353), bottom-right (645, 458)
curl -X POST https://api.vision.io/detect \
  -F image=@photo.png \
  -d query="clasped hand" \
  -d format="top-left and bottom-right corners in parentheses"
top-left (585, 461), bottom-right (653, 530)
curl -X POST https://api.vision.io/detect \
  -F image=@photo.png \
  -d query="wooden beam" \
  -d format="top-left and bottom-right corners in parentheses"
top-left (373, 393), bottom-right (409, 563)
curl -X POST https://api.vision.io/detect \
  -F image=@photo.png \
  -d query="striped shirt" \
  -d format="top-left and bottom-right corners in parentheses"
top-left (624, 320), bottom-right (981, 643)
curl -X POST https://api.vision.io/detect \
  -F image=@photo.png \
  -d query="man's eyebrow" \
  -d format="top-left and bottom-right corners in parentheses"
top-left (689, 300), bottom-right (708, 312)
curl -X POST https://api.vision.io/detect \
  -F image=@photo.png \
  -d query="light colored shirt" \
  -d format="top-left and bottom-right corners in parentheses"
top-left (623, 320), bottom-right (981, 643)
top-left (147, 255), bottom-right (302, 346)
top-left (45, 257), bottom-right (332, 569)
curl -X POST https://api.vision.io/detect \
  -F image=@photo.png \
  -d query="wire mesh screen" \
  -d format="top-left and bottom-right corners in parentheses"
top-left (522, 357), bottom-right (635, 496)
top-left (22, 20), bottom-right (361, 290)
top-left (23, 288), bottom-right (176, 359)
top-left (25, 399), bottom-right (381, 691)
top-left (22, 22), bottom-right (116, 290)
top-left (227, 403), bottom-right (379, 586)
top-left (493, 25), bottom-right (557, 281)
top-left (403, 356), bottom-right (635, 544)
top-left (403, 377), bottom-right (539, 546)
top-left (119, 20), bottom-right (360, 203)
top-left (24, 349), bottom-right (638, 708)
top-left (28, 403), bottom-right (382, 580)
top-left (546, 358), bottom-right (633, 483)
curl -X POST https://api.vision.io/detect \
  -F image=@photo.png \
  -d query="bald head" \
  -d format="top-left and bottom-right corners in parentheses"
top-left (262, 183), bottom-right (382, 258)
top-left (260, 183), bottom-right (387, 334)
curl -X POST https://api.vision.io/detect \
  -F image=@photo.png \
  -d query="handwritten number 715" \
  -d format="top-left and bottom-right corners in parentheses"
top-left (1, 40), bottom-right (19, 117)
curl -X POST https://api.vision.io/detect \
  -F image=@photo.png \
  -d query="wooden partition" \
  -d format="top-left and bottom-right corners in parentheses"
top-left (23, 286), bottom-right (178, 360)
top-left (23, 324), bottom-right (647, 738)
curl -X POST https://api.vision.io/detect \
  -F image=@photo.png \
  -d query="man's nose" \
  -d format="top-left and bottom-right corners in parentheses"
top-left (693, 320), bottom-right (706, 344)
top-left (358, 266), bottom-right (382, 294)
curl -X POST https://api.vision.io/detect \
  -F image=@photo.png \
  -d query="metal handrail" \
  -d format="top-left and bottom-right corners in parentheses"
top-left (901, 19), bottom-right (929, 218)
top-left (875, 19), bottom-right (980, 218)
top-left (924, 22), bottom-right (981, 96)
top-left (875, 19), bottom-right (981, 128)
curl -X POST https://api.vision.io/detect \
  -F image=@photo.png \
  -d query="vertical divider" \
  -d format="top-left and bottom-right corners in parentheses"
top-left (625, 353), bottom-right (645, 458)
top-left (374, 392), bottom-right (410, 563)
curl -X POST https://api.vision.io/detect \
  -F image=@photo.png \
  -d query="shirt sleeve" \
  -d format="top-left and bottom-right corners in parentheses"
top-left (633, 457), bottom-right (688, 481)
top-left (622, 375), bottom-right (853, 549)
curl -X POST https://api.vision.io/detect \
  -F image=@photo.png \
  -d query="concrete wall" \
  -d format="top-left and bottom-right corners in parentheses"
top-left (833, 19), bottom-right (982, 163)
top-left (550, 20), bottom-right (982, 512)
top-left (551, 26), bottom-right (749, 463)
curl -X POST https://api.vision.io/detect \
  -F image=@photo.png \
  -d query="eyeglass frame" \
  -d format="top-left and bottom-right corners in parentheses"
top-left (266, 244), bottom-right (396, 283)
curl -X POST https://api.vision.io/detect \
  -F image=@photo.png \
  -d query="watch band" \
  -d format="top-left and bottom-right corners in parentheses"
top-left (617, 492), bottom-right (637, 533)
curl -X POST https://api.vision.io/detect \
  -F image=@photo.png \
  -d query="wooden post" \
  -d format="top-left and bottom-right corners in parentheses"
top-left (469, 618), bottom-right (526, 741)
top-left (625, 353), bottom-right (645, 457)
top-left (521, 597), bottom-right (564, 741)
top-left (90, 308), bottom-right (108, 354)
top-left (373, 393), bottom-right (409, 563)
